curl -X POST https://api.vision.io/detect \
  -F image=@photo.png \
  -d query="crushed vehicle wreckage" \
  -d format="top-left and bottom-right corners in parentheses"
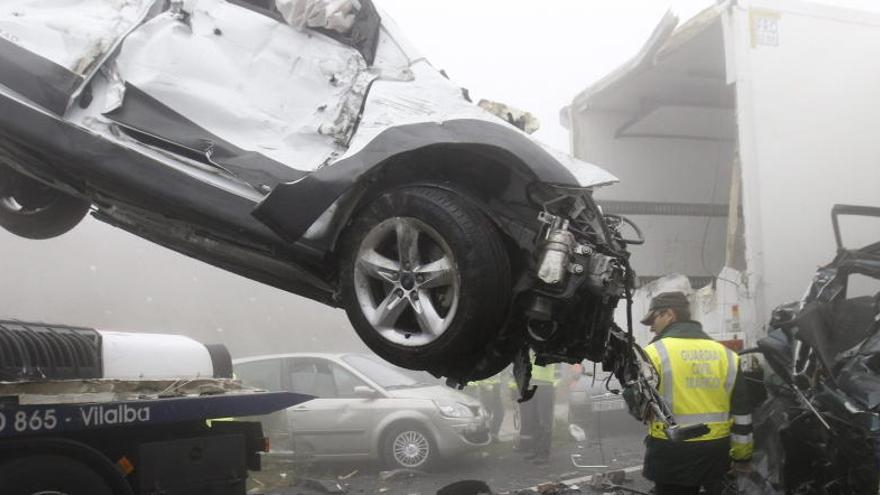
top-left (0, 0), bottom-right (638, 391)
top-left (736, 205), bottom-right (880, 494)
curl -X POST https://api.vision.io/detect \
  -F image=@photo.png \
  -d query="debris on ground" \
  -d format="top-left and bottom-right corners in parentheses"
top-left (338, 469), bottom-right (358, 480)
top-left (583, 470), bottom-right (649, 494)
top-left (536, 482), bottom-right (582, 494)
top-left (292, 477), bottom-right (347, 493)
top-left (379, 468), bottom-right (427, 481)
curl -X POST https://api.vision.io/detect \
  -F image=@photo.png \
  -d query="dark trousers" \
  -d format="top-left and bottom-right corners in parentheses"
top-left (644, 435), bottom-right (728, 494)
top-left (478, 384), bottom-right (504, 436)
top-left (518, 381), bottom-right (554, 456)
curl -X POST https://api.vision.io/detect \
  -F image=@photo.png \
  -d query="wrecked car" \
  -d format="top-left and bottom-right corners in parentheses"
top-left (0, 0), bottom-right (633, 386)
top-left (742, 205), bottom-right (880, 494)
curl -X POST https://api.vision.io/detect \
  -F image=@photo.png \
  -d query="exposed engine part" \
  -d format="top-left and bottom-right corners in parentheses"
top-left (501, 191), bottom-right (635, 402)
top-left (603, 214), bottom-right (645, 246)
top-left (537, 228), bottom-right (576, 285)
top-left (574, 244), bottom-right (595, 256)
top-left (587, 253), bottom-right (625, 294)
top-left (512, 347), bottom-right (536, 403)
top-left (524, 294), bottom-right (558, 342)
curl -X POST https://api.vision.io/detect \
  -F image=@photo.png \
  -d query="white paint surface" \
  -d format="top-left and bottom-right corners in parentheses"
top-left (100, 330), bottom-right (215, 379)
top-left (348, 61), bottom-right (619, 187)
top-left (116, 0), bottom-right (369, 174)
top-left (731, 0), bottom-right (880, 321)
top-left (0, 0), bottom-right (154, 75)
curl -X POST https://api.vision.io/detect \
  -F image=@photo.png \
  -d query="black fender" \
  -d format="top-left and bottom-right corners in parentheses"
top-left (253, 119), bottom-right (585, 245)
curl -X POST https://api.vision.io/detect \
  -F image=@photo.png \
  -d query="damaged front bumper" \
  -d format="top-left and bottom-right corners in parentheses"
top-left (470, 185), bottom-right (638, 398)
top-left (432, 415), bottom-right (492, 456)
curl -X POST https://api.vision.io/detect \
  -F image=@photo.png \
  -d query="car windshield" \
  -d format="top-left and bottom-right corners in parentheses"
top-left (341, 354), bottom-right (427, 389)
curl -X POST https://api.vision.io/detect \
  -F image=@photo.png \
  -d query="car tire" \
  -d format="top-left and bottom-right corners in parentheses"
top-left (0, 166), bottom-right (90, 240)
top-left (0, 454), bottom-right (114, 495)
top-left (381, 423), bottom-right (437, 471)
top-left (340, 186), bottom-right (511, 376)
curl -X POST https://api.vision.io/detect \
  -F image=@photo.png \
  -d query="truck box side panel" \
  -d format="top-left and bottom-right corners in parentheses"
top-left (732, 0), bottom-right (880, 319)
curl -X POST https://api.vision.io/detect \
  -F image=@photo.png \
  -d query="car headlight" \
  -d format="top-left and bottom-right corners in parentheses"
top-left (434, 400), bottom-right (473, 418)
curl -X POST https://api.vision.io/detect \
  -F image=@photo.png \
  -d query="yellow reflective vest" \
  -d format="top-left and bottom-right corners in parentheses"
top-left (644, 328), bottom-right (739, 443)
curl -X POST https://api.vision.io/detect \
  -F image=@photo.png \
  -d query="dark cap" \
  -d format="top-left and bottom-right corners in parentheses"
top-left (640, 291), bottom-right (690, 325)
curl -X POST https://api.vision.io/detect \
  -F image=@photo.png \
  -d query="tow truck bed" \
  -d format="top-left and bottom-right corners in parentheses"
top-left (0, 378), bottom-right (312, 495)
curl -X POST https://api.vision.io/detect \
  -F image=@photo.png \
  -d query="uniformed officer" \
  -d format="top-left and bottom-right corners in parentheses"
top-left (638, 292), bottom-right (752, 495)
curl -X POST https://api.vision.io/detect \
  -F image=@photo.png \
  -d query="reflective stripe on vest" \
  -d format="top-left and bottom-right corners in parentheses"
top-left (645, 337), bottom-right (738, 441)
top-left (531, 363), bottom-right (558, 385)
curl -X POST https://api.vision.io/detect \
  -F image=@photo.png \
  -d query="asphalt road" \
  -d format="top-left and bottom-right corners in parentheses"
top-left (248, 431), bottom-right (650, 494)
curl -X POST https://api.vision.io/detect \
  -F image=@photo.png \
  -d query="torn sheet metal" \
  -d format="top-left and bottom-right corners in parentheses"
top-left (478, 99), bottom-right (541, 134)
top-left (344, 62), bottom-right (617, 188)
top-left (0, 0), bottom-right (154, 113)
top-left (745, 217), bottom-right (880, 494)
top-left (105, 83), bottom-right (308, 189)
top-left (114, 0), bottom-right (372, 179)
top-left (255, 58), bottom-right (618, 243)
top-left (276, 0), bottom-right (359, 33)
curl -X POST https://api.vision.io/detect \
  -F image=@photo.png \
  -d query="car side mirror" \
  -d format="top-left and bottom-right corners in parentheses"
top-left (354, 385), bottom-right (378, 398)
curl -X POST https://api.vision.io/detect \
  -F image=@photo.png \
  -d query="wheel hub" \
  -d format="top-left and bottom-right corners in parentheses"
top-left (400, 272), bottom-right (416, 291)
top-left (353, 217), bottom-right (461, 347)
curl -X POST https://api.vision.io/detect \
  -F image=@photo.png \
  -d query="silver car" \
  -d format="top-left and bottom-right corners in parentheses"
top-left (233, 353), bottom-right (489, 469)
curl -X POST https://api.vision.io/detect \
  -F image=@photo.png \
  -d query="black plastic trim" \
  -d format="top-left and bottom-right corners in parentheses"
top-left (105, 84), bottom-right (308, 188)
top-left (0, 38), bottom-right (82, 115)
top-left (0, 320), bottom-right (101, 381)
top-left (253, 119), bottom-right (582, 242)
top-left (0, 92), bottom-right (282, 245)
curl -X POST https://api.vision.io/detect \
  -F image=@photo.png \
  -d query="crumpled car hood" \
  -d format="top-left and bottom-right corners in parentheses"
top-left (342, 58), bottom-right (619, 189)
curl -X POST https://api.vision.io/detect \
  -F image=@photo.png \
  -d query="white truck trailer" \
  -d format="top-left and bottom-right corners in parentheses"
top-left (562, 0), bottom-right (880, 347)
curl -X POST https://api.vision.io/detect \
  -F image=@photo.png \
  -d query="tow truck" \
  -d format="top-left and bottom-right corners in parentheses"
top-left (0, 318), bottom-right (311, 495)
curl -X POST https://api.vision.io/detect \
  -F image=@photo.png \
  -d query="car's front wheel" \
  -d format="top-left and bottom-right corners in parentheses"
top-left (381, 423), bottom-right (437, 470)
top-left (340, 187), bottom-right (511, 377)
top-left (0, 165), bottom-right (90, 240)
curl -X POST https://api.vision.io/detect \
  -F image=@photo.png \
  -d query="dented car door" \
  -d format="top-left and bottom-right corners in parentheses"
top-left (106, 0), bottom-right (375, 191)
top-left (0, 0), bottom-right (155, 114)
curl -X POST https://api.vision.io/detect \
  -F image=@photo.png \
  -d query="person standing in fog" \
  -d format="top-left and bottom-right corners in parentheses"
top-left (516, 356), bottom-right (558, 465)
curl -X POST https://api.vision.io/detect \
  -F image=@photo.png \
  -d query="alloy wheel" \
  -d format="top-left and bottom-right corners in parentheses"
top-left (392, 430), bottom-right (431, 468)
top-left (353, 217), bottom-right (461, 347)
